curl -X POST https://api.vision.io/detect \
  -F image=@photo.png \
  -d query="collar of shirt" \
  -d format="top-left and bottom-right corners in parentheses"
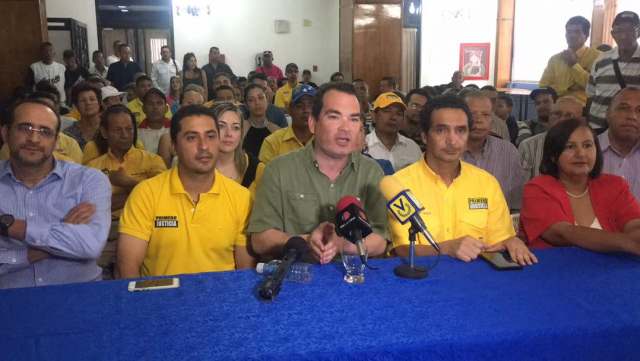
top-left (419, 156), bottom-right (465, 185)
top-left (612, 45), bottom-right (640, 61)
top-left (598, 129), bottom-right (640, 157)
top-left (282, 126), bottom-right (309, 146)
top-left (169, 166), bottom-right (221, 195)
top-left (0, 159), bottom-right (64, 186)
top-left (106, 147), bottom-right (137, 163)
top-left (301, 141), bottom-right (359, 173)
top-left (463, 135), bottom-right (495, 160)
top-left (367, 130), bottom-right (408, 149)
top-left (139, 118), bottom-right (171, 129)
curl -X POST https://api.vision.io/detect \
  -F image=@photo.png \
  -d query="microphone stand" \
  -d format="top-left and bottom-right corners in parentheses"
top-left (394, 225), bottom-right (428, 279)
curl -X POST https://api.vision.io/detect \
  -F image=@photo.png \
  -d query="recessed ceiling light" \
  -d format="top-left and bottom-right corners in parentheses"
top-left (120, 8), bottom-right (129, 12)
top-left (117, 5), bottom-right (127, 9)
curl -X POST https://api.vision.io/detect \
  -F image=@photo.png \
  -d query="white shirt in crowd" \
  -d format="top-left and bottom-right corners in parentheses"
top-left (138, 128), bottom-right (170, 155)
top-left (30, 61), bottom-right (67, 103)
top-left (151, 58), bottom-right (181, 95)
top-left (365, 131), bottom-right (422, 172)
top-left (89, 64), bottom-right (109, 80)
top-left (106, 55), bottom-right (119, 66)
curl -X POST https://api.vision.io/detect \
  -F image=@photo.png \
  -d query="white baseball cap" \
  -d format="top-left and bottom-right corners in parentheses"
top-left (101, 86), bottom-right (126, 101)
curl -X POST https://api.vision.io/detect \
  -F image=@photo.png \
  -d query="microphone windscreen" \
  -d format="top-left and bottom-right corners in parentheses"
top-left (283, 236), bottom-right (309, 258)
top-left (379, 176), bottom-right (406, 202)
top-left (336, 195), bottom-right (362, 212)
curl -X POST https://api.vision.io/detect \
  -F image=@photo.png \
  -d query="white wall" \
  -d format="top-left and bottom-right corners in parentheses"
top-left (420, 0), bottom-right (498, 88)
top-left (172, 0), bottom-right (339, 83)
top-left (511, 0), bottom-right (593, 82)
top-left (46, 0), bottom-right (99, 57)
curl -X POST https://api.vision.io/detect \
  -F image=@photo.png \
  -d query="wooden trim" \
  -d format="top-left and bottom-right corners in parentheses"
top-left (494, 0), bottom-right (515, 88)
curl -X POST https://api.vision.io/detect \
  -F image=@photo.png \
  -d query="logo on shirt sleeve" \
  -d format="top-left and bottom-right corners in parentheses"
top-left (154, 216), bottom-right (178, 228)
top-left (468, 198), bottom-right (488, 210)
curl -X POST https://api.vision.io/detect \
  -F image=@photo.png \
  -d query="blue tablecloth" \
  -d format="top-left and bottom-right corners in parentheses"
top-left (2, 247), bottom-right (639, 361)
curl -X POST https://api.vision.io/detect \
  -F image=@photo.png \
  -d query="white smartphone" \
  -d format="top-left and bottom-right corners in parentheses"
top-left (127, 278), bottom-right (180, 292)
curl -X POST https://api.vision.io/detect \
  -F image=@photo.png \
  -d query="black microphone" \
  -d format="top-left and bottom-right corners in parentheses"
top-left (258, 236), bottom-right (309, 300)
top-left (335, 196), bottom-right (376, 269)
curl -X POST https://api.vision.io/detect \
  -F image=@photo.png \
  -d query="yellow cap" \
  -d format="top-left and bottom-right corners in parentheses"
top-left (373, 92), bottom-right (406, 110)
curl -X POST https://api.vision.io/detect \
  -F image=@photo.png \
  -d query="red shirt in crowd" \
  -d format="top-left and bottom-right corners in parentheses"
top-left (520, 174), bottom-right (640, 249)
top-left (256, 64), bottom-right (284, 81)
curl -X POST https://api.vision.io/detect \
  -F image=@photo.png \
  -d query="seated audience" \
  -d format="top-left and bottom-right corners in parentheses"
top-left (259, 84), bottom-right (315, 164)
top-left (539, 16), bottom-right (599, 105)
top-left (301, 69), bottom-right (318, 88)
top-left (106, 43), bottom-right (142, 91)
top-left (89, 50), bottom-right (109, 81)
top-left (598, 87), bottom-right (640, 200)
top-left (385, 96), bottom-right (536, 265)
top-left (366, 92), bottom-right (422, 171)
top-left (242, 84), bottom-right (282, 158)
top-left (520, 118), bottom-right (640, 255)
top-left (138, 88), bottom-right (171, 154)
top-left (249, 83), bottom-right (388, 263)
top-left (101, 85), bottom-right (125, 108)
top-left (495, 93), bottom-right (530, 145)
top-left (479, 86), bottom-right (510, 141)
top-left (203, 46), bottom-right (236, 101)
top-left (182, 52), bottom-right (208, 99)
top-left (330, 72), bottom-right (345, 82)
top-left (379, 76), bottom-right (398, 94)
top-left (0, 99), bottom-right (111, 288)
top-left (63, 49), bottom-right (91, 105)
top-left (352, 78), bottom-right (374, 133)
top-left (167, 76), bottom-right (182, 114)
top-left (117, 105), bottom-right (253, 277)
top-left (462, 91), bottom-right (525, 210)
top-left (63, 82), bottom-right (102, 150)
top-left (401, 87), bottom-right (431, 151)
top-left (275, 63), bottom-right (299, 110)
top-left (519, 95), bottom-right (584, 180)
top-left (255, 50), bottom-right (284, 81)
top-left (87, 104), bottom-right (166, 217)
top-left (243, 73), bottom-right (287, 128)
top-left (526, 87), bottom-right (557, 136)
top-left (213, 85), bottom-right (236, 103)
top-left (127, 75), bottom-right (172, 125)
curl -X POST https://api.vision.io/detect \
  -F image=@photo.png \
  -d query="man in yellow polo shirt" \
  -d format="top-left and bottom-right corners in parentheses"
top-left (274, 63), bottom-right (299, 110)
top-left (539, 16), bottom-right (600, 104)
top-left (86, 104), bottom-right (166, 217)
top-left (127, 75), bottom-right (172, 125)
top-left (116, 105), bottom-right (253, 278)
top-left (384, 95), bottom-right (537, 265)
top-left (259, 84), bottom-right (315, 163)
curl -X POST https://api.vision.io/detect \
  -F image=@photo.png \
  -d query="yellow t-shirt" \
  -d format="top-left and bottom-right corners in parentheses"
top-left (0, 132), bottom-right (82, 163)
top-left (86, 147), bottom-right (166, 195)
top-left (274, 82), bottom-right (297, 109)
top-left (82, 139), bottom-right (145, 164)
top-left (258, 126), bottom-right (310, 164)
top-left (539, 46), bottom-right (600, 104)
top-left (119, 167), bottom-right (251, 276)
top-left (127, 98), bottom-right (172, 125)
top-left (388, 158), bottom-right (515, 250)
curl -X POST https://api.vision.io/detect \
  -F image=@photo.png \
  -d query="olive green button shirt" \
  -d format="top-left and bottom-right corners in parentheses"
top-left (248, 142), bottom-right (388, 239)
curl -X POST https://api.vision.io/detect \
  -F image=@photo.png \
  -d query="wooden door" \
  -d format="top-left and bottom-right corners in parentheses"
top-left (352, 2), bottom-right (402, 101)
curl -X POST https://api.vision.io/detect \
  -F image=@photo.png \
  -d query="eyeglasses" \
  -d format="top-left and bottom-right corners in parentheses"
top-left (15, 123), bottom-right (56, 139)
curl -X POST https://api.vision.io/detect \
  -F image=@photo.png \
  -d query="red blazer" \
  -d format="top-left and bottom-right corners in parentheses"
top-left (520, 174), bottom-right (640, 248)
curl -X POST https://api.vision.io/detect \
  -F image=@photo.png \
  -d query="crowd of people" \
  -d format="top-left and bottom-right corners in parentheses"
top-left (0, 11), bottom-right (639, 288)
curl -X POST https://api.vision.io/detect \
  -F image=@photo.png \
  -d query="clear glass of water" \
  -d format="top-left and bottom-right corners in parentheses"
top-left (340, 240), bottom-right (366, 284)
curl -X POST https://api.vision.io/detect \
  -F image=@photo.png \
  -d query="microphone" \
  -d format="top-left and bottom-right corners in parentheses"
top-left (258, 236), bottom-right (309, 300)
top-left (379, 176), bottom-right (440, 252)
top-left (335, 196), bottom-right (375, 269)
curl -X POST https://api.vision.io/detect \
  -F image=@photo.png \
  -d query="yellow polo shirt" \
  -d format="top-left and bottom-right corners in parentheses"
top-left (0, 132), bottom-right (82, 163)
top-left (119, 167), bottom-right (251, 276)
top-left (82, 139), bottom-right (145, 164)
top-left (127, 98), bottom-right (172, 125)
top-left (258, 126), bottom-right (310, 163)
top-left (388, 158), bottom-right (515, 250)
top-left (274, 82), bottom-right (297, 109)
top-left (539, 46), bottom-right (600, 104)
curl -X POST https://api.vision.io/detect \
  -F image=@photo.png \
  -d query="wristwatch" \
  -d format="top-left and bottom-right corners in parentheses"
top-left (0, 214), bottom-right (15, 237)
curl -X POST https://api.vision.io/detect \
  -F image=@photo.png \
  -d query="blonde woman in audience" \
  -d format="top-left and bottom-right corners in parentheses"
top-left (182, 53), bottom-right (208, 100)
top-left (212, 103), bottom-right (264, 196)
top-left (520, 118), bottom-right (640, 255)
top-left (167, 76), bottom-right (182, 114)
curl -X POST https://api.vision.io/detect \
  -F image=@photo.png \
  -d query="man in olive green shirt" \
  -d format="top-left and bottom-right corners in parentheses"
top-left (249, 83), bottom-right (388, 263)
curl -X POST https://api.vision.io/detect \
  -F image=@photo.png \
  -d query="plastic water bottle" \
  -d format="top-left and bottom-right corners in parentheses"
top-left (256, 260), bottom-right (312, 283)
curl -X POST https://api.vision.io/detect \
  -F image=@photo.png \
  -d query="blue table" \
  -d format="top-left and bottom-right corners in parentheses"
top-left (2, 248), bottom-right (639, 361)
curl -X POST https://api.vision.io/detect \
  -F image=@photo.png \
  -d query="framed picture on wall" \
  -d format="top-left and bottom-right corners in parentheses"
top-left (459, 43), bottom-right (490, 80)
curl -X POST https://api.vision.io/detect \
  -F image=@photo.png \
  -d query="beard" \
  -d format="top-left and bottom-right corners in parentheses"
top-left (10, 144), bottom-right (54, 168)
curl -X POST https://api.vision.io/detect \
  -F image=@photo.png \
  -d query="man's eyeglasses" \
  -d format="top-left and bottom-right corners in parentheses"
top-left (15, 123), bottom-right (56, 139)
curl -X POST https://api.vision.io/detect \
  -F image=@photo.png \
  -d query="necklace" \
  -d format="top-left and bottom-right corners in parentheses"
top-left (565, 188), bottom-right (589, 198)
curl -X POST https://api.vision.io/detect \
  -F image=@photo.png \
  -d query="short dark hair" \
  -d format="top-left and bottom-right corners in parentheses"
top-left (214, 72), bottom-right (232, 81)
top-left (215, 85), bottom-right (235, 96)
top-left (330, 72), bottom-right (344, 81)
top-left (302, 69), bottom-right (311, 75)
top-left (480, 85), bottom-right (497, 92)
top-left (118, 43), bottom-right (130, 52)
top-left (160, 45), bottom-right (171, 52)
top-left (71, 82), bottom-right (101, 107)
top-left (249, 72), bottom-right (268, 83)
top-left (92, 50), bottom-right (103, 62)
top-left (285, 63), bottom-right (298, 73)
top-left (497, 93), bottom-right (514, 107)
top-left (406, 87), bottom-right (433, 103)
top-left (142, 87), bottom-right (167, 104)
top-left (62, 49), bottom-right (75, 60)
top-left (40, 42), bottom-right (53, 50)
top-left (566, 16), bottom-right (590, 36)
top-left (244, 83), bottom-right (266, 101)
top-left (540, 118), bottom-right (602, 178)
top-left (96, 104), bottom-right (138, 156)
top-left (7, 99), bottom-right (61, 133)
top-left (136, 75), bottom-right (152, 86)
top-left (311, 82), bottom-right (358, 120)
top-left (420, 95), bottom-right (473, 133)
top-left (209, 46), bottom-right (220, 53)
top-left (381, 76), bottom-right (397, 88)
top-left (34, 80), bottom-right (61, 101)
top-left (170, 105), bottom-right (218, 142)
